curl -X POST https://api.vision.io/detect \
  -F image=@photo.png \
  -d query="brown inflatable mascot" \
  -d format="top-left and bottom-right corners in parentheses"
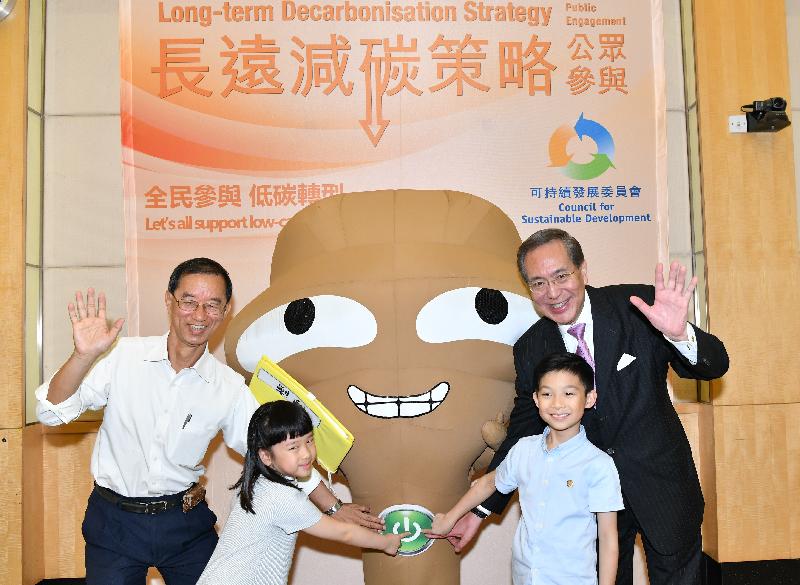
top-left (225, 189), bottom-right (536, 584)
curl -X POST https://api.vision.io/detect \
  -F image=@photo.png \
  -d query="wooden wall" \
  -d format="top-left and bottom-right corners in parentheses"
top-left (0, 1), bottom-right (29, 583)
top-left (694, 0), bottom-right (799, 562)
top-left (0, 0), bottom-right (27, 426)
top-left (676, 403), bottom-right (719, 560)
top-left (22, 426), bottom-right (43, 584)
top-left (20, 422), bottom-right (98, 584)
top-left (39, 424), bottom-right (98, 579)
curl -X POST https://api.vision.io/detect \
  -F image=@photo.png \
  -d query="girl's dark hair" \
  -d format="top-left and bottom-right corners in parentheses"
top-left (232, 401), bottom-right (314, 514)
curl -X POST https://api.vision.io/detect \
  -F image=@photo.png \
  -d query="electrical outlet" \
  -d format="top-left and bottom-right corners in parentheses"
top-left (729, 115), bottom-right (747, 133)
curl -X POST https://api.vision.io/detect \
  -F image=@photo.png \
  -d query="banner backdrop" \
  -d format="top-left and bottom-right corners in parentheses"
top-left (121, 0), bottom-right (666, 337)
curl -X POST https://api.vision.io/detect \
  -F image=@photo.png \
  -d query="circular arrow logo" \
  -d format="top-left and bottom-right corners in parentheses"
top-left (379, 504), bottom-right (435, 556)
top-left (548, 113), bottom-right (615, 180)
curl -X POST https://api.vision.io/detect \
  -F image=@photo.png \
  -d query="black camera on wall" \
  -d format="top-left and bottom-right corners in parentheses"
top-left (741, 97), bottom-right (791, 132)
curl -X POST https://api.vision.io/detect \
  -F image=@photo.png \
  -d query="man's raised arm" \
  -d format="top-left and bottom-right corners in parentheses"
top-left (44, 288), bottom-right (125, 405)
top-left (630, 261), bottom-right (729, 378)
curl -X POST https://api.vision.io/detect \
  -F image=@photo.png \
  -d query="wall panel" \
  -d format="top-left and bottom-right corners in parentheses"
top-left (694, 0), bottom-right (798, 562)
top-left (677, 402), bottom-right (718, 559)
top-left (0, 429), bottom-right (23, 585)
top-left (713, 404), bottom-right (800, 561)
top-left (41, 424), bottom-right (98, 579)
top-left (0, 0), bottom-right (27, 431)
top-left (695, 0), bottom-right (797, 407)
top-left (22, 425), bottom-right (44, 584)
top-left (1, 3), bottom-right (29, 584)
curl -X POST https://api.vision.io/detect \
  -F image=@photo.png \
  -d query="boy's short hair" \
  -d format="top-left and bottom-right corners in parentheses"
top-left (533, 352), bottom-right (594, 393)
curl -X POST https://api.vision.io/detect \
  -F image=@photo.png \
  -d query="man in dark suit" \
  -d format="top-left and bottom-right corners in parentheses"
top-left (445, 229), bottom-right (729, 585)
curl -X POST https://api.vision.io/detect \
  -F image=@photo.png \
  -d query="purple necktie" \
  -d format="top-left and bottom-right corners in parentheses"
top-left (568, 322), bottom-right (595, 371)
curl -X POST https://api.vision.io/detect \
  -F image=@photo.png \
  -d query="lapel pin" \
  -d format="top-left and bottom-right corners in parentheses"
top-left (566, 480), bottom-right (574, 488)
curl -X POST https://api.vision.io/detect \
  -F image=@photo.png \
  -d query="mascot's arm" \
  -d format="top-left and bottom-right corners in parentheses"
top-left (469, 411), bottom-right (509, 479)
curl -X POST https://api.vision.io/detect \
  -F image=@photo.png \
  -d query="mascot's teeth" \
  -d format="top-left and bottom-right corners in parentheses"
top-left (347, 382), bottom-right (450, 418)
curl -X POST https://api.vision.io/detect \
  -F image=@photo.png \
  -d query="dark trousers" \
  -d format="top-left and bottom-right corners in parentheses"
top-left (616, 506), bottom-right (702, 585)
top-left (82, 489), bottom-right (218, 585)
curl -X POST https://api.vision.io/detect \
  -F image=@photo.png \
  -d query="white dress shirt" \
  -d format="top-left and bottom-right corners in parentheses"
top-left (36, 334), bottom-right (321, 497)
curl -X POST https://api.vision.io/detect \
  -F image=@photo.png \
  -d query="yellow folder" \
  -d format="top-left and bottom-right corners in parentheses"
top-left (248, 355), bottom-right (354, 474)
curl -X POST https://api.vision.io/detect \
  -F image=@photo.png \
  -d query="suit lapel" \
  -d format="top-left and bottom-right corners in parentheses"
top-left (538, 318), bottom-right (566, 355)
top-left (587, 286), bottom-right (622, 392)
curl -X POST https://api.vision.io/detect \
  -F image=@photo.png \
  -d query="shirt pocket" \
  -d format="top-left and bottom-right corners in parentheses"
top-left (168, 422), bottom-right (216, 469)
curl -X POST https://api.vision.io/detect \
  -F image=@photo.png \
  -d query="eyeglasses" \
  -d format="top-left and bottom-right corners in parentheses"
top-left (170, 292), bottom-right (226, 317)
top-left (528, 270), bottom-right (576, 294)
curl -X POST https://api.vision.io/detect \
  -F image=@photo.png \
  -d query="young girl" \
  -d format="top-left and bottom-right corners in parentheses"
top-left (197, 400), bottom-right (403, 585)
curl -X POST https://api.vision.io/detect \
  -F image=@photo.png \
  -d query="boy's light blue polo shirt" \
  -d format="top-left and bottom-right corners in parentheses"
top-left (495, 425), bottom-right (623, 585)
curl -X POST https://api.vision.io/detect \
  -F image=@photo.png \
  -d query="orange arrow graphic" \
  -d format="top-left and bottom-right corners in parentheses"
top-left (360, 65), bottom-right (391, 147)
top-left (548, 125), bottom-right (576, 167)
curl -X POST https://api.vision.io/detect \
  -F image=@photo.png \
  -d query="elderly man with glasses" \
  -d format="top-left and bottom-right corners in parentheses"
top-left (443, 229), bottom-right (729, 585)
top-left (36, 257), bottom-right (381, 585)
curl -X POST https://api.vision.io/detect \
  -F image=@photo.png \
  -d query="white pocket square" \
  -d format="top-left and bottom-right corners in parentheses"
top-left (616, 353), bottom-right (636, 371)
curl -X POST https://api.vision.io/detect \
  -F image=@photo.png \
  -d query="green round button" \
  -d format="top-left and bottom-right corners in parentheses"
top-left (379, 504), bottom-right (435, 556)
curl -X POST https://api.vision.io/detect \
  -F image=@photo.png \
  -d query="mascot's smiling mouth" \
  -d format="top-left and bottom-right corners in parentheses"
top-left (347, 382), bottom-right (449, 418)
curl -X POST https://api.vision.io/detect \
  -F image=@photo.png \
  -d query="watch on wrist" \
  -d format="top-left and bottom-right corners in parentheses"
top-left (324, 498), bottom-right (344, 516)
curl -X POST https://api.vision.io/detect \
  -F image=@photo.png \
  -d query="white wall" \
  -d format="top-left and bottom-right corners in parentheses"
top-left (43, 0), bottom-right (127, 404)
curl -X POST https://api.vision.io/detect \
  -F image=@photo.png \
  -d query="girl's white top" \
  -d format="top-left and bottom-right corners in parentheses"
top-left (198, 477), bottom-right (323, 585)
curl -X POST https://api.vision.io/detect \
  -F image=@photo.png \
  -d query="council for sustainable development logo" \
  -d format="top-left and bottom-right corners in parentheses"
top-left (548, 113), bottom-right (615, 180)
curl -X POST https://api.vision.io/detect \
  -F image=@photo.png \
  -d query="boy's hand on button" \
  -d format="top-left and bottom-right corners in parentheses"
top-left (422, 512), bottom-right (453, 538)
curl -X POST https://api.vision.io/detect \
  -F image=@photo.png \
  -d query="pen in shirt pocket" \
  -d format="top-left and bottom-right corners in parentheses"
top-left (182, 413), bottom-right (192, 429)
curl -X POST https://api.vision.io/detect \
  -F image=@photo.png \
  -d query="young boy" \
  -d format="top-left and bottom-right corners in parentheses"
top-left (426, 352), bottom-right (623, 585)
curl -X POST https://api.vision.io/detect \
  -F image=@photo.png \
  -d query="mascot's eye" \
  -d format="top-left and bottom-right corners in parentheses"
top-left (474, 288), bottom-right (508, 325)
top-left (284, 298), bottom-right (315, 334)
top-left (235, 295), bottom-right (377, 371)
top-left (416, 287), bottom-right (537, 346)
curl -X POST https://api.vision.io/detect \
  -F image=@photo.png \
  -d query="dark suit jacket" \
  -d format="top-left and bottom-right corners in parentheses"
top-left (483, 284), bottom-right (729, 555)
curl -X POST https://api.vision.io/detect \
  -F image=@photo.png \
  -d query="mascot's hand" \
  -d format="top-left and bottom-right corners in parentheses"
top-left (469, 448), bottom-right (493, 479)
top-left (481, 411), bottom-right (508, 451)
top-left (470, 411), bottom-right (509, 478)
top-left (334, 503), bottom-right (385, 531)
